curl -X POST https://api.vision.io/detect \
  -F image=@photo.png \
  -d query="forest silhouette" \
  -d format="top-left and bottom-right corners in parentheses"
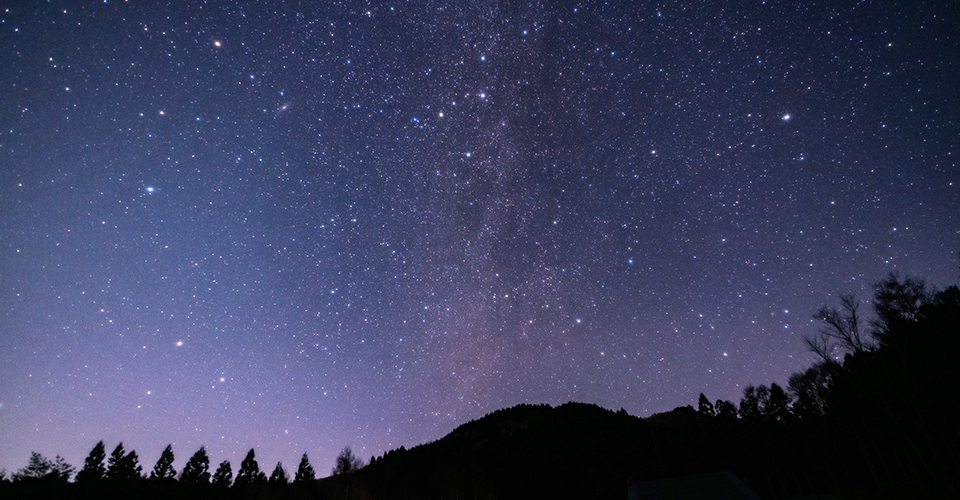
top-left (2, 273), bottom-right (958, 499)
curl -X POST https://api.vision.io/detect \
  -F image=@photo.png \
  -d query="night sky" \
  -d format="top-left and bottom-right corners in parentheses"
top-left (1, 0), bottom-right (957, 478)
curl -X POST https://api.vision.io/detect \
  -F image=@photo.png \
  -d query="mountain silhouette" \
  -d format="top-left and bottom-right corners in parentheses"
top-left (320, 402), bottom-right (676, 500)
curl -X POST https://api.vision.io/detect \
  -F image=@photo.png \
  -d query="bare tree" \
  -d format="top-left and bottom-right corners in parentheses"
top-left (331, 446), bottom-right (364, 475)
top-left (806, 293), bottom-right (868, 362)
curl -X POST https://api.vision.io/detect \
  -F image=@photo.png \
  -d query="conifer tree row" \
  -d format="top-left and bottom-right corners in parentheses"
top-left (10, 441), bottom-right (323, 490)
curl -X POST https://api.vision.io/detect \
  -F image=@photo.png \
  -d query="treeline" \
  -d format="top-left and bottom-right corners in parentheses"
top-left (0, 443), bottom-right (364, 500)
top-left (663, 273), bottom-right (960, 498)
top-left (339, 273), bottom-right (959, 499)
top-left (3, 273), bottom-right (957, 499)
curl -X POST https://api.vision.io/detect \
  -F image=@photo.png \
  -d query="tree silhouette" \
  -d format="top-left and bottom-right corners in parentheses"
top-left (12, 452), bottom-right (73, 482)
top-left (50, 455), bottom-right (74, 482)
top-left (787, 361), bottom-right (834, 419)
top-left (13, 452), bottom-right (51, 481)
top-left (755, 385), bottom-right (771, 420)
top-left (294, 453), bottom-right (315, 483)
top-left (697, 393), bottom-right (715, 417)
top-left (715, 399), bottom-right (737, 420)
top-left (122, 451), bottom-right (142, 480)
top-left (150, 444), bottom-right (176, 480)
top-left (268, 461), bottom-right (288, 485)
top-left (813, 280), bottom-right (960, 494)
top-left (75, 441), bottom-right (106, 483)
top-left (332, 446), bottom-right (364, 475)
top-left (180, 446), bottom-right (211, 483)
top-left (105, 443), bottom-right (141, 481)
top-left (212, 460), bottom-right (233, 487)
top-left (105, 443), bottom-right (125, 479)
top-left (234, 448), bottom-right (266, 487)
top-left (807, 293), bottom-right (868, 361)
top-left (764, 382), bottom-right (792, 421)
top-left (871, 273), bottom-right (933, 343)
top-left (738, 385), bottom-right (761, 420)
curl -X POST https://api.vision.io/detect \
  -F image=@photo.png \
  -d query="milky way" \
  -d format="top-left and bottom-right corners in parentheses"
top-left (1, 0), bottom-right (957, 477)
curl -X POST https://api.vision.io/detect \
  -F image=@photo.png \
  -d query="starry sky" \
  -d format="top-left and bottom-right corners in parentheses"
top-left (1, 0), bottom-right (957, 478)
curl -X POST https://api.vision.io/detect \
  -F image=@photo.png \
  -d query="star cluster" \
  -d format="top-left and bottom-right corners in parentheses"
top-left (1, 0), bottom-right (957, 476)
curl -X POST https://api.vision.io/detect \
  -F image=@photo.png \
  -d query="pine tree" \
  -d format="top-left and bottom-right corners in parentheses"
top-left (121, 451), bottom-right (143, 480)
top-left (13, 452), bottom-right (52, 481)
top-left (212, 460), bottom-right (233, 487)
top-left (105, 443), bottom-right (142, 481)
top-left (293, 453), bottom-right (315, 483)
top-left (75, 441), bottom-right (107, 483)
top-left (150, 444), bottom-right (176, 480)
top-left (180, 446), bottom-right (211, 483)
top-left (268, 461), bottom-right (288, 485)
top-left (11, 452), bottom-right (71, 481)
top-left (234, 449), bottom-right (265, 487)
top-left (106, 443), bottom-right (124, 479)
top-left (50, 456), bottom-right (75, 482)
